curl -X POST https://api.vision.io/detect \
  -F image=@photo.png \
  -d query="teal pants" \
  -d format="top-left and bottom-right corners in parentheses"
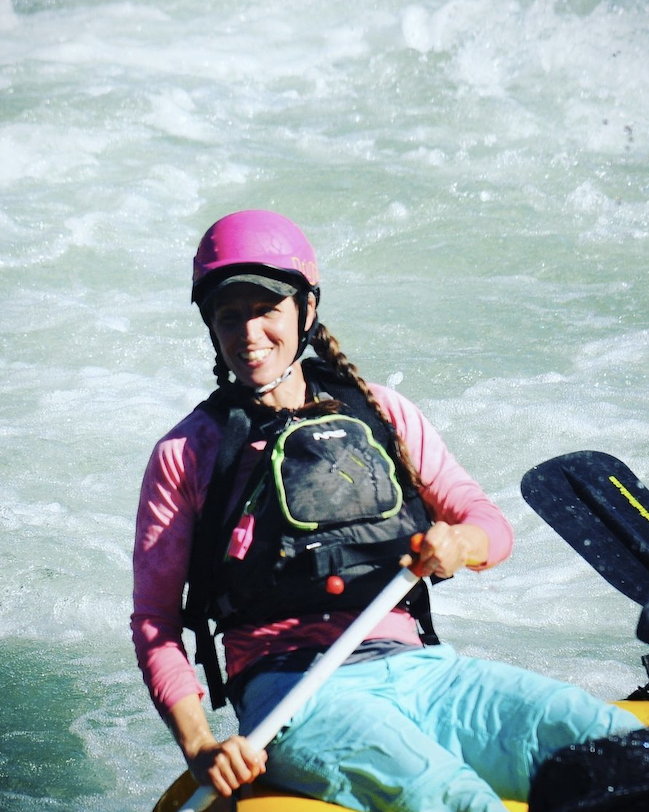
top-left (235, 645), bottom-right (640, 812)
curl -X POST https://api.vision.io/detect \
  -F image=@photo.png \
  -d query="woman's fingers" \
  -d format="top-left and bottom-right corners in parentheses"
top-left (192, 736), bottom-right (267, 797)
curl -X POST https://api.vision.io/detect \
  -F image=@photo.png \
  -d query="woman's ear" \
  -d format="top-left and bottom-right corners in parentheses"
top-left (304, 291), bottom-right (317, 331)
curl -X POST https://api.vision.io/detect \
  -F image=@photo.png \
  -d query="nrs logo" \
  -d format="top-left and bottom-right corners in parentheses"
top-left (312, 429), bottom-right (347, 441)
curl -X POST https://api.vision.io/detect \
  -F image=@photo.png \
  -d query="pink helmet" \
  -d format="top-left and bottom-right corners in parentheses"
top-left (192, 209), bottom-right (320, 308)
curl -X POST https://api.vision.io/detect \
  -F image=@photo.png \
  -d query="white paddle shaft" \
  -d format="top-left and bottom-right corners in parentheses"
top-left (180, 566), bottom-right (420, 812)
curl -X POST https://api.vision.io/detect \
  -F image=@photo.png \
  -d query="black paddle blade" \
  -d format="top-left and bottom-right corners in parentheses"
top-left (521, 451), bottom-right (649, 608)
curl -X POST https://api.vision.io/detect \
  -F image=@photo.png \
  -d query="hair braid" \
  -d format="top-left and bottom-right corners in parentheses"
top-left (310, 323), bottom-right (424, 490)
top-left (209, 328), bottom-right (231, 387)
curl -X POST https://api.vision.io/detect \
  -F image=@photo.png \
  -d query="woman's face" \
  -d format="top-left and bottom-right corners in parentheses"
top-left (211, 283), bottom-right (307, 392)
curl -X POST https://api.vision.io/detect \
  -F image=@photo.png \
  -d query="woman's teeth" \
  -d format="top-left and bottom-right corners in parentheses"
top-left (241, 349), bottom-right (271, 361)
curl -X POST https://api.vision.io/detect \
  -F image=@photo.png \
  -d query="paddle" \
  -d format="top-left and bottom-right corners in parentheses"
top-left (154, 565), bottom-right (421, 812)
top-left (521, 450), bottom-right (649, 641)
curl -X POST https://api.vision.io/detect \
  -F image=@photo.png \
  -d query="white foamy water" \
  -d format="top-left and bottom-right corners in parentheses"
top-left (1, 1), bottom-right (648, 809)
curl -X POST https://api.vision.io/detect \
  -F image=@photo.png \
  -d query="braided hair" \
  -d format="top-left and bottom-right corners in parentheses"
top-left (310, 323), bottom-right (424, 491)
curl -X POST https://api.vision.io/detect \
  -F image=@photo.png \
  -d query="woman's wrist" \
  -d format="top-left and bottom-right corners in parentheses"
top-left (166, 694), bottom-right (217, 760)
top-left (462, 524), bottom-right (489, 568)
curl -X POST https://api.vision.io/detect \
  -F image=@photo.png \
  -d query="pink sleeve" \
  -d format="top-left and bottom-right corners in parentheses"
top-left (371, 384), bottom-right (514, 568)
top-left (131, 408), bottom-right (265, 718)
top-left (130, 410), bottom-right (220, 718)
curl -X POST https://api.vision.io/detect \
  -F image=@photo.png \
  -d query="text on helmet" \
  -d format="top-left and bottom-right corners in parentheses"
top-left (291, 256), bottom-right (319, 284)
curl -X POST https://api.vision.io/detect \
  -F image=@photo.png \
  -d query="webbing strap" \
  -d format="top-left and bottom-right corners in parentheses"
top-left (184, 405), bottom-right (252, 709)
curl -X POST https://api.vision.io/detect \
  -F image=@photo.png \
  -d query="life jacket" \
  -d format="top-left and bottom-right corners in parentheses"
top-left (184, 358), bottom-right (439, 708)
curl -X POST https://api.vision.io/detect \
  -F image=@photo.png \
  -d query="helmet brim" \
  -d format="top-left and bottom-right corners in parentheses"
top-left (214, 273), bottom-right (298, 298)
top-left (193, 262), bottom-right (314, 307)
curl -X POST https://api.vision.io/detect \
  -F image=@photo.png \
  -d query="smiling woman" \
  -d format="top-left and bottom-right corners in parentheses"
top-left (131, 210), bottom-right (640, 812)
top-left (2, 1), bottom-right (648, 809)
top-left (192, 211), bottom-right (321, 405)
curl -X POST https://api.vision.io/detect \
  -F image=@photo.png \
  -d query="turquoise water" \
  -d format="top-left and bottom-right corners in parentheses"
top-left (1, 0), bottom-right (648, 809)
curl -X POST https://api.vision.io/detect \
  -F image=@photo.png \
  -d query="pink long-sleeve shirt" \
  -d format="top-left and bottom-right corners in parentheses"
top-left (131, 383), bottom-right (514, 718)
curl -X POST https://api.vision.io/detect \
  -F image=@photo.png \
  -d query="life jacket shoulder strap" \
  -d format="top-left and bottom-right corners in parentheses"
top-left (183, 400), bottom-right (253, 708)
top-left (301, 358), bottom-right (389, 443)
top-left (301, 358), bottom-right (418, 500)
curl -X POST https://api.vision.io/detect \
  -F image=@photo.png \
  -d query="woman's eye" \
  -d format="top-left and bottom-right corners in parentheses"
top-left (214, 310), bottom-right (239, 327)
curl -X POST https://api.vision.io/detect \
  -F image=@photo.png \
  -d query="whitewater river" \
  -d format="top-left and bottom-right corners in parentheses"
top-left (1, 1), bottom-right (648, 809)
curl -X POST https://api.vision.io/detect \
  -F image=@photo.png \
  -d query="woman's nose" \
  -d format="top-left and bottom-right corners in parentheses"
top-left (243, 314), bottom-right (262, 341)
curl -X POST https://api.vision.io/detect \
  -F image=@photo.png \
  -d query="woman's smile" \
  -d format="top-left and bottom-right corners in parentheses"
top-left (239, 348), bottom-right (272, 364)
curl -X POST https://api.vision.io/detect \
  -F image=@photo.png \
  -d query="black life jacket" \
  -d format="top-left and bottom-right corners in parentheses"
top-left (184, 358), bottom-right (439, 708)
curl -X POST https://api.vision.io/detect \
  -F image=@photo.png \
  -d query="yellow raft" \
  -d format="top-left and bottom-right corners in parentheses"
top-left (153, 700), bottom-right (649, 812)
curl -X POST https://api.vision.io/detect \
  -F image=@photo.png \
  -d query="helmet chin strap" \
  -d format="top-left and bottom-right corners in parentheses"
top-left (254, 365), bottom-right (293, 397)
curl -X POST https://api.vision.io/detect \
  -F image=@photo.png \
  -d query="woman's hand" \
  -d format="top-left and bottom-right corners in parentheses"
top-left (400, 522), bottom-right (489, 579)
top-left (167, 694), bottom-right (267, 796)
top-left (187, 734), bottom-right (267, 797)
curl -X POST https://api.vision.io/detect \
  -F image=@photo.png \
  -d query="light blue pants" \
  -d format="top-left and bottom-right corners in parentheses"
top-left (235, 645), bottom-right (640, 812)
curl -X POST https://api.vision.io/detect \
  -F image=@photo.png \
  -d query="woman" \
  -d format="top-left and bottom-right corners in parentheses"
top-left (132, 210), bottom-right (639, 812)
